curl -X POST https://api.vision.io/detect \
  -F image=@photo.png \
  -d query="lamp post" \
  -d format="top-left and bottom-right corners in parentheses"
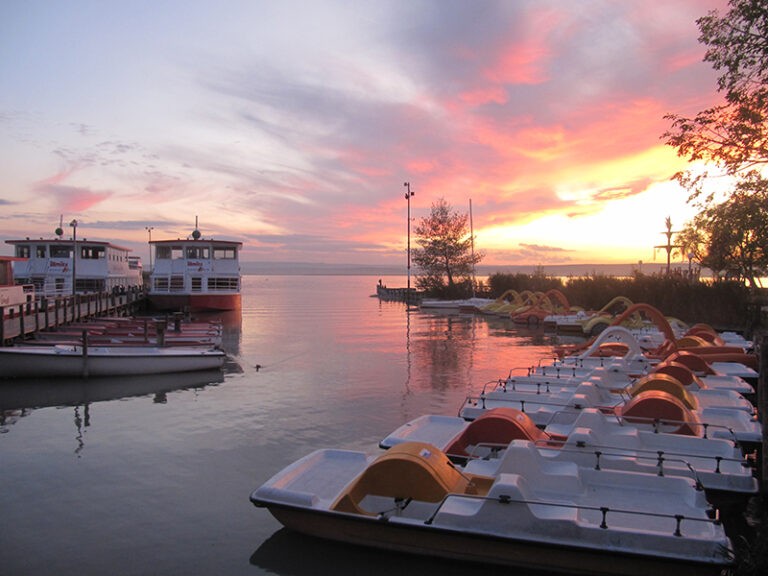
top-left (403, 182), bottom-right (415, 300)
top-left (69, 219), bottom-right (78, 296)
top-left (145, 226), bottom-right (154, 269)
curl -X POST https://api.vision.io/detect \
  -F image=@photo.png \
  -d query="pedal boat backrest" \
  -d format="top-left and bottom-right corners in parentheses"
top-left (617, 390), bottom-right (700, 436)
top-left (444, 407), bottom-right (554, 458)
top-left (651, 361), bottom-right (706, 389)
top-left (627, 373), bottom-right (698, 410)
top-left (331, 442), bottom-right (493, 516)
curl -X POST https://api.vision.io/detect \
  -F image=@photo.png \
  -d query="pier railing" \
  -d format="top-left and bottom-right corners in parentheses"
top-left (0, 288), bottom-right (145, 343)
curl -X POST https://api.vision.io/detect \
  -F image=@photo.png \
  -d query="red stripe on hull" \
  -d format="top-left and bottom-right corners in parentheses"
top-left (148, 293), bottom-right (241, 312)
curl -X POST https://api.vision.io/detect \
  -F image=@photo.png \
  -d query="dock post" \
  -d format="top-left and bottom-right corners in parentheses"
top-left (18, 304), bottom-right (24, 338)
top-left (81, 329), bottom-right (89, 379)
top-left (43, 297), bottom-right (49, 330)
top-left (156, 322), bottom-right (166, 347)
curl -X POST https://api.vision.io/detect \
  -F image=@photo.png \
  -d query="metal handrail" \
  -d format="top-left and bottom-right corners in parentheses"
top-left (421, 491), bottom-right (721, 537)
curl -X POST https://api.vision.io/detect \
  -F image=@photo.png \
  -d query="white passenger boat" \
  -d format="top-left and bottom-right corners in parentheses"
top-left (5, 229), bottom-right (142, 297)
top-left (380, 407), bottom-right (757, 499)
top-left (147, 222), bottom-right (242, 312)
top-left (0, 344), bottom-right (226, 378)
top-left (251, 441), bottom-right (732, 575)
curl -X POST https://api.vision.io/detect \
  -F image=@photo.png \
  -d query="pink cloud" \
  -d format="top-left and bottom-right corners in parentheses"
top-left (34, 168), bottom-right (113, 212)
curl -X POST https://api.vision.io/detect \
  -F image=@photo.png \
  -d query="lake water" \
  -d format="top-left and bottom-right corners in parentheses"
top-left (0, 275), bottom-right (570, 575)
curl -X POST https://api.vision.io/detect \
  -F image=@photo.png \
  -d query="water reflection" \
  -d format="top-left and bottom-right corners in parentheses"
top-left (191, 309), bottom-right (243, 356)
top-left (1, 276), bottom-right (574, 576)
top-left (0, 369), bottom-right (226, 413)
top-left (250, 528), bottom-right (543, 576)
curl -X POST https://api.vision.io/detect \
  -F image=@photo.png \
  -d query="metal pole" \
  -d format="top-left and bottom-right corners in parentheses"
top-left (145, 226), bottom-right (154, 269)
top-left (70, 220), bottom-right (78, 296)
top-left (404, 182), bottom-right (414, 301)
top-left (469, 198), bottom-right (476, 298)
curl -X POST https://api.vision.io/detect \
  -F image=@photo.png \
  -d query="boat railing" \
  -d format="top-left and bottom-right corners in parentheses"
top-left (597, 410), bottom-right (739, 442)
top-left (460, 397), bottom-right (742, 443)
top-left (421, 491), bottom-right (723, 539)
top-left (479, 379), bottom-right (507, 395)
top-left (460, 393), bottom-right (595, 416)
top-left (505, 366), bottom-right (537, 379)
top-left (462, 441), bottom-right (709, 487)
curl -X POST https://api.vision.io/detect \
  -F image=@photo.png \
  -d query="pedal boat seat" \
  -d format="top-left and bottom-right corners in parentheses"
top-left (444, 407), bottom-right (559, 458)
top-left (331, 442), bottom-right (493, 516)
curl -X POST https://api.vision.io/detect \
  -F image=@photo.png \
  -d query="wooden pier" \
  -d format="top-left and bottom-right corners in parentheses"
top-left (376, 284), bottom-right (423, 304)
top-left (1, 289), bottom-right (145, 344)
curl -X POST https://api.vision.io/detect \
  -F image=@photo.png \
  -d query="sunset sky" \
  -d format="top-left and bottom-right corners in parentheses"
top-left (0, 0), bottom-right (729, 269)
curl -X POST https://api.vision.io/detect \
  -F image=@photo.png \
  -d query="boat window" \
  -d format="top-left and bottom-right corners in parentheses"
top-left (213, 247), bottom-right (236, 259)
top-left (186, 247), bottom-right (209, 259)
top-left (15, 245), bottom-right (30, 258)
top-left (50, 245), bottom-right (72, 258)
top-left (170, 276), bottom-right (185, 291)
top-left (76, 278), bottom-right (105, 292)
top-left (191, 277), bottom-right (202, 292)
top-left (80, 246), bottom-right (106, 259)
top-left (156, 246), bottom-right (171, 259)
top-left (172, 247), bottom-right (184, 260)
top-left (153, 277), bottom-right (169, 291)
top-left (36, 245), bottom-right (47, 258)
top-left (208, 277), bottom-right (239, 291)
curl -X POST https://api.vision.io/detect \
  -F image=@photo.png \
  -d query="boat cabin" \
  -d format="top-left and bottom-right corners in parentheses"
top-left (5, 238), bottom-right (142, 297)
top-left (147, 233), bottom-right (242, 311)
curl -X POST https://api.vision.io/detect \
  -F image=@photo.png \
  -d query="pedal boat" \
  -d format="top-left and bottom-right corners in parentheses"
top-left (460, 378), bottom-right (761, 445)
top-left (380, 408), bottom-right (757, 502)
top-left (251, 441), bottom-right (732, 576)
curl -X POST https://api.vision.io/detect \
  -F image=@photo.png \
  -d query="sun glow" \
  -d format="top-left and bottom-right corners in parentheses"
top-left (478, 179), bottom-right (700, 265)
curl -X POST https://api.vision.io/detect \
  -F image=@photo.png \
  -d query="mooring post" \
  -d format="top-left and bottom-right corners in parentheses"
top-left (81, 329), bottom-right (89, 379)
top-left (18, 304), bottom-right (24, 337)
top-left (156, 322), bottom-right (166, 347)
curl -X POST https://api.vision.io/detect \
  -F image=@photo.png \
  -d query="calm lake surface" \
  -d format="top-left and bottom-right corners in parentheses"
top-left (1, 275), bottom-right (572, 576)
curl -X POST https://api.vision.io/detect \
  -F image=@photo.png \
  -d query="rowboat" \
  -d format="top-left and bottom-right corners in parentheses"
top-left (0, 344), bottom-right (226, 378)
top-left (379, 407), bottom-right (757, 501)
top-left (251, 441), bottom-right (732, 575)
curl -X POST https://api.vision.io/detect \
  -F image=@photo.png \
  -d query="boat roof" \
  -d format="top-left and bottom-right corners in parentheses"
top-left (150, 238), bottom-right (243, 247)
top-left (6, 238), bottom-right (132, 252)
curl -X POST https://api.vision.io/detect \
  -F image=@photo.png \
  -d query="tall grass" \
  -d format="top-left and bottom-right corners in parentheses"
top-left (487, 271), bottom-right (763, 331)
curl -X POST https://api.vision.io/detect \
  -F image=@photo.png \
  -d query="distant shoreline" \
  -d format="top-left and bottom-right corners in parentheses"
top-left (241, 262), bottom-right (684, 277)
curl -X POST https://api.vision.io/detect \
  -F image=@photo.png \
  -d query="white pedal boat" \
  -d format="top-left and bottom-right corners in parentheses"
top-left (493, 366), bottom-right (754, 414)
top-left (459, 384), bottom-right (762, 445)
top-left (251, 441), bottom-right (732, 575)
top-left (550, 326), bottom-right (757, 383)
top-left (380, 408), bottom-right (757, 499)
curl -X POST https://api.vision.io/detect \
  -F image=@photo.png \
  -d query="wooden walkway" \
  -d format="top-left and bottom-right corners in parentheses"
top-left (1, 289), bottom-right (145, 343)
